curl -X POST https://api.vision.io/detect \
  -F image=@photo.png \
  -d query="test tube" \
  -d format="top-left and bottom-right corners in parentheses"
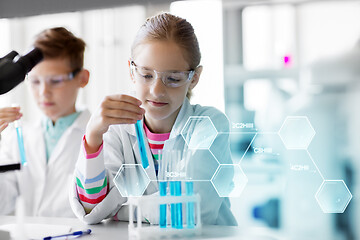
top-left (185, 150), bottom-right (195, 228)
top-left (12, 104), bottom-right (27, 166)
top-left (158, 150), bottom-right (167, 228)
top-left (170, 181), bottom-right (176, 228)
top-left (168, 150), bottom-right (180, 228)
top-left (159, 181), bottom-right (167, 228)
top-left (174, 180), bottom-right (183, 229)
top-left (186, 181), bottom-right (195, 228)
top-left (134, 120), bottom-right (149, 169)
top-left (173, 150), bottom-right (183, 229)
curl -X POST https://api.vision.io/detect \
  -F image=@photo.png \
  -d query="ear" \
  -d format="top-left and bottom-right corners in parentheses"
top-left (128, 59), bottom-right (135, 83)
top-left (79, 69), bottom-right (90, 88)
top-left (189, 65), bottom-right (203, 90)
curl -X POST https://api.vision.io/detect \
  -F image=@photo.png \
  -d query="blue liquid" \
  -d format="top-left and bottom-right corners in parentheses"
top-left (159, 181), bottom-right (167, 228)
top-left (186, 181), bottom-right (195, 228)
top-left (174, 181), bottom-right (183, 229)
top-left (170, 181), bottom-right (176, 228)
top-left (16, 127), bottom-right (27, 166)
top-left (134, 120), bottom-right (149, 169)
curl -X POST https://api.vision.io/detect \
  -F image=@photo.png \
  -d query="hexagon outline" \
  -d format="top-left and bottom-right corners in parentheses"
top-left (315, 180), bottom-right (352, 213)
top-left (113, 164), bottom-right (150, 197)
top-left (181, 116), bottom-right (218, 150)
top-left (238, 133), bottom-right (258, 164)
top-left (211, 164), bottom-right (248, 197)
top-left (278, 116), bottom-right (316, 150)
top-left (209, 148), bottom-right (221, 165)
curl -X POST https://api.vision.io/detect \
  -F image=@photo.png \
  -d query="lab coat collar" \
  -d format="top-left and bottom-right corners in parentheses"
top-left (169, 97), bottom-right (193, 138)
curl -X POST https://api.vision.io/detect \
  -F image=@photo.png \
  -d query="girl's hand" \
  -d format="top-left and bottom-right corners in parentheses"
top-left (0, 107), bottom-right (22, 133)
top-left (84, 94), bottom-right (145, 153)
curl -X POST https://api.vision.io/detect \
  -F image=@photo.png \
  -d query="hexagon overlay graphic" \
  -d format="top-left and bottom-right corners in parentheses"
top-left (113, 164), bottom-right (150, 197)
top-left (181, 116), bottom-right (218, 149)
top-left (185, 149), bottom-right (219, 181)
top-left (211, 164), bottom-right (248, 197)
top-left (315, 180), bottom-right (352, 213)
top-left (278, 116), bottom-right (315, 149)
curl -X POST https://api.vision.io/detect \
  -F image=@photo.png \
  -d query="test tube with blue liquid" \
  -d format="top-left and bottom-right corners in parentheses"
top-left (185, 150), bottom-right (195, 228)
top-left (158, 150), bottom-right (167, 228)
top-left (134, 120), bottom-right (149, 169)
top-left (168, 150), bottom-right (183, 229)
top-left (12, 104), bottom-right (27, 166)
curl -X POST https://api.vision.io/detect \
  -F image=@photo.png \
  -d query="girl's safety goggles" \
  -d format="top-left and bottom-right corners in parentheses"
top-left (130, 61), bottom-right (195, 88)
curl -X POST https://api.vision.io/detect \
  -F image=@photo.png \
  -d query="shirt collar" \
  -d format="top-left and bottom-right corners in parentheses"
top-left (43, 111), bottom-right (80, 132)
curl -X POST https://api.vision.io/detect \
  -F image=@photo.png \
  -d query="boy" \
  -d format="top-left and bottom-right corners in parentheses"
top-left (0, 27), bottom-right (90, 217)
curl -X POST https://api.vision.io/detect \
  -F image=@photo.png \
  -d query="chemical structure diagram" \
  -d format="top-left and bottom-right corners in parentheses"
top-left (113, 115), bottom-right (352, 214)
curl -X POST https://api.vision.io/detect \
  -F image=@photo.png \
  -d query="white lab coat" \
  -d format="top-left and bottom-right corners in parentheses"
top-left (0, 109), bottom-right (90, 217)
top-left (70, 99), bottom-right (237, 225)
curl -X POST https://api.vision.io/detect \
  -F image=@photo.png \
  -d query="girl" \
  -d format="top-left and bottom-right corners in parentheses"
top-left (70, 12), bottom-right (237, 226)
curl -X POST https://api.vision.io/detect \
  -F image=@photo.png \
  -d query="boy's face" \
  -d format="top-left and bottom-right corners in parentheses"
top-left (131, 41), bottom-right (200, 132)
top-left (28, 58), bottom-right (87, 123)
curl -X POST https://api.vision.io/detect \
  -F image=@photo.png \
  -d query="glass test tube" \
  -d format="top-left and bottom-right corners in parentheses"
top-left (135, 120), bottom-right (149, 169)
top-left (159, 181), bottom-right (167, 228)
top-left (14, 120), bottom-right (27, 166)
top-left (175, 180), bottom-right (183, 229)
top-left (158, 150), bottom-right (167, 228)
top-left (170, 181), bottom-right (176, 228)
top-left (186, 181), bottom-right (195, 228)
top-left (184, 149), bottom-right (195, 228)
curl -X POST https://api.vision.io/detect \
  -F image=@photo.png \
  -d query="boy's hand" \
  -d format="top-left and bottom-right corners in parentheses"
top-left (84, 94), bottom-right (144, 153)
top-left (0, 107), bottom-right (22, 133)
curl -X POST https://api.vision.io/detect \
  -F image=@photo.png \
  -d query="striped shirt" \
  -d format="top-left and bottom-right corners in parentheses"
top-left (75, 138), bottom-right (108, 213)
top-left (143, 124), bottom-right (170, 175)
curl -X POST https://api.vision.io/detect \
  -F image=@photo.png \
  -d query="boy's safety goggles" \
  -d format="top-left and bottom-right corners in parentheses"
top-left (26, 69), bottom-right (81, 89)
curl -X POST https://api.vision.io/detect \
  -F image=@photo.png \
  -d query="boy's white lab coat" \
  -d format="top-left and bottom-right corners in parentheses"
top-left (0, 110), bottom-right (90, 217)
top-left (70, 99), bottom-right (237, 225)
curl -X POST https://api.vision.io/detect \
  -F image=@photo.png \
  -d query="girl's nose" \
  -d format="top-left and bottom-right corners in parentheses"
top-left (150, 75), bottom-right (166, 97)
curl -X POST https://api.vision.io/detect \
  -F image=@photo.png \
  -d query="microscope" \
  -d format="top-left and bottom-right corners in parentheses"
top-left (0, 48), bottom-right (43, 172)
top-left (0, 48), bottom-right (43, 94)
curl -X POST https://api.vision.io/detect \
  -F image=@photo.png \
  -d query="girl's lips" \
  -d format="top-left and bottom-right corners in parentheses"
top-left (42, 102), bottom-right (55, 107)
top-left (147, 100), bottom-right (168, 107)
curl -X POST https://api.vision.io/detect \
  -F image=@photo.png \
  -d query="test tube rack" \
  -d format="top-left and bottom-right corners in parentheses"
top-left (128, 194), bottom-right (202, 239)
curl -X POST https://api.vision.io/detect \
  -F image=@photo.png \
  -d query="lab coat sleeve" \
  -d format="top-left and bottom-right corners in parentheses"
top-left (0, 130), bottom-right (19, 215)
top-left (70, 127), bottom-right (128, 224)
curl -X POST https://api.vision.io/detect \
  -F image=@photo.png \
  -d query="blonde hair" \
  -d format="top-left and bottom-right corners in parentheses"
top-left (131, 13), bottom-right (201, 99)
top-left (33, 27), bottom-right (86, 71)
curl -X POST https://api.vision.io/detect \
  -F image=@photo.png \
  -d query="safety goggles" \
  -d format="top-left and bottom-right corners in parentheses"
top-left (27, 69), bottom-right (81, 89)
top-left (130, 61), bottom-right (195, 88)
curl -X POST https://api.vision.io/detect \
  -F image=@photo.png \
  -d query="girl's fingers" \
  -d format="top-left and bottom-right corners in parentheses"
top-left (103, 100), bottom-right (144, 115)
top-left (102, 108), bottom-right (143, 120)
top-left (106, 117), bottom-right (138, 126)
top-left (106, 94), bottom-right (142, 106)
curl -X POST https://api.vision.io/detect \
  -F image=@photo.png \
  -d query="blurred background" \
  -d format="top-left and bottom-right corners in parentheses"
top-left (1, 0), bottom-right (360, 239)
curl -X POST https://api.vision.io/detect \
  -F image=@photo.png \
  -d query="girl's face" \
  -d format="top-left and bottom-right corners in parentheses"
top-left (131, 41), bottom-right (200, 133)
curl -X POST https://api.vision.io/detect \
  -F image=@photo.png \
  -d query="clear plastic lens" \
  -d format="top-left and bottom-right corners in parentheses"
top-left (27, 72), bottom-right (77, 89)
top-left (132, 63), bottom-right (193, 88)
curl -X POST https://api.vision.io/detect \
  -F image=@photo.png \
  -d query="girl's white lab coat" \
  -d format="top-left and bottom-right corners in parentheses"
top-left (70, 99), bottom-right (237, 225)
top-left (0, 110), bottom-right (90, 217)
